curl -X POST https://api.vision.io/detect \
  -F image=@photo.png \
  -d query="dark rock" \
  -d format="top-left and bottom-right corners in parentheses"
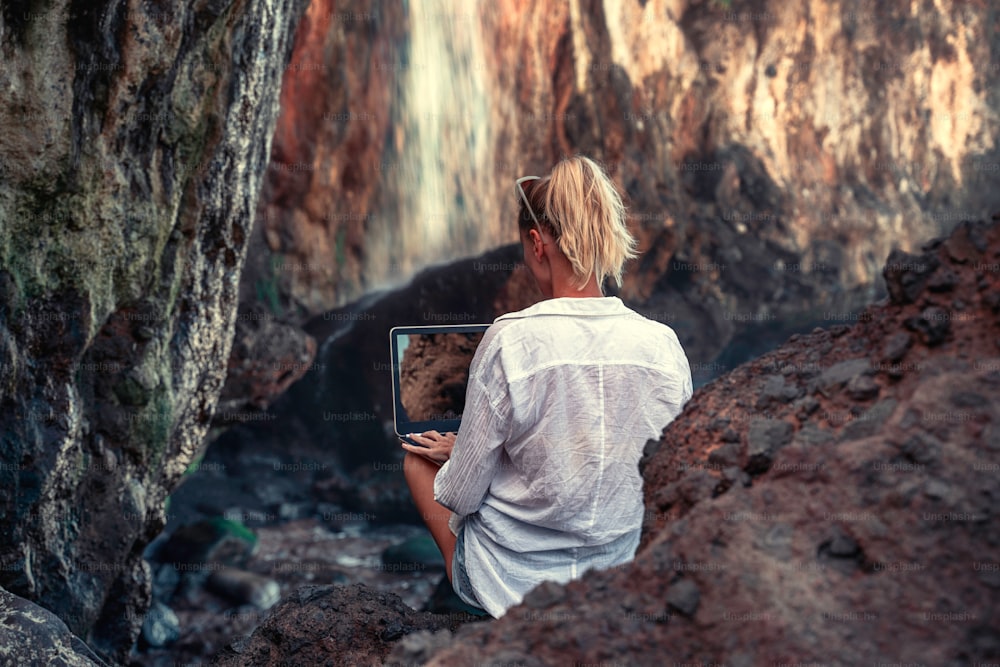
top-left (206, 569), bottom-right (280, 610)
top-left (811, 358), bottom-right (873, 397)
top-left (899, 432), bottom-right (942, 466)
top-left (793, 395), bottom-right (821, 419)
top-left (159, 519), bottom-right (258, 570)
top-left (665, 579), bottom-right (701, 617)
top-left (793, 423), bottom-right (835, 447)
top-left (883, 249), bottom-right (939, 304)
top-left (927, 268), bottom-right (960, 291)
top-left (951, 391), bottom-right (988, 408)
top-left (708, 440), bottom-right (742, 468)
top-left (0, 0), bottom-right (308, 660)
top-left (758, 374), bottom-right (802, 407)
top-left (745, 419), bottom-right (794, 474)
top-left (0, 586), bottom-right (108, 666)
top-left (842, 400), bottom-right (897, 441)
top-left (211, 584), bottom-right (481, 666)
top-left (904, 306), bottom-right (951, 345)
top-left (213, 311), bottom-right (317, 428)
top-left (846, 374), bottom-right (880, 401)
top-left (882, 331), bottom-right (913, 362)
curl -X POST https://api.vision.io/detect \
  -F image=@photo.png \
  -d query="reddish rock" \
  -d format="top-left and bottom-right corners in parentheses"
top-left (214, 308), bottom-right (317, 429)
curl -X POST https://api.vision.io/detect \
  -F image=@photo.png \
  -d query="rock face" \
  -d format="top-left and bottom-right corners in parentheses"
top-left (211, 584), bottom-right (484, 667)
top-left (237, 0), bottom-right (1000, 378)
top-left (422, 217), bottom-right (1000, 664)
top-left (0, 586), bottom-right (108, 667)
top-left (0, 0), bottom-right (307, 661)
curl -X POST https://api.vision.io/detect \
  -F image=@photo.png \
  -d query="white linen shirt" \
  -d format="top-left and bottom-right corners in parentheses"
top-left (433, 296), bottom-right (693, 618)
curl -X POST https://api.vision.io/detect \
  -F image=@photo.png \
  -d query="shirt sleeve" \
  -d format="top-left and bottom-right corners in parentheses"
top-left (433, 348), bottom-right (510, 516)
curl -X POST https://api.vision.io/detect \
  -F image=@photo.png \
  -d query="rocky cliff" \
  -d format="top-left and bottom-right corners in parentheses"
top-left (222, 216), bottom-right (1000, 664)
top-left (238, 0), bottom-right (1000, 376)
top-left (0, 0), bottom-right (307, 661)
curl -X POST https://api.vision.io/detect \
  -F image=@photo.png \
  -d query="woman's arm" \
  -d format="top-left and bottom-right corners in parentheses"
top-left (431, 373), bottom-right (509, 516)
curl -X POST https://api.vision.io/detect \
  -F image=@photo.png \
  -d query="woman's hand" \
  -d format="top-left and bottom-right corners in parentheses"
top-left (400, 430), bottom-right (456, 465)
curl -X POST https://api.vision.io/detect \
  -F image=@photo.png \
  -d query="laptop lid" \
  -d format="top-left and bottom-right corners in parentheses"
top-left (389, 324), bottom-right (491, 438)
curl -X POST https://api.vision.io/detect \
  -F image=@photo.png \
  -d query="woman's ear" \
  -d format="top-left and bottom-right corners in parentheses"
top-left (529, 229), bottom-right (547, 260)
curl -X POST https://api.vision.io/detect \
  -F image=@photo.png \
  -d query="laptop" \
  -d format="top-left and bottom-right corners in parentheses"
top-left (389, 324), bottom-right (491, 446)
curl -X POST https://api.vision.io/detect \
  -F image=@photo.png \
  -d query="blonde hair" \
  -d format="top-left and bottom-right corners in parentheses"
top-left (518, 155), bottom-right (637, 290)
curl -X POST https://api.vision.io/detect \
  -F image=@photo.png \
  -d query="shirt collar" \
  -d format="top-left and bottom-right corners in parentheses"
top-left (494, 296), bottom-right (628, 322)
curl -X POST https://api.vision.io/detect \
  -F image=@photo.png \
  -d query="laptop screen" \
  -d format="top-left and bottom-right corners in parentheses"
top-left (389, 324), bottom-right (491, 437)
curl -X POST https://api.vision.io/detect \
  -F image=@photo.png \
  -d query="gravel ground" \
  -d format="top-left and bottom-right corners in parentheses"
top-left (130, 519), bottom-right (440, 667)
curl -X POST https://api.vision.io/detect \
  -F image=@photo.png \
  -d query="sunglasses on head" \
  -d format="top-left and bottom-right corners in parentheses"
top-left (515, 176), bottom-right (547, 243)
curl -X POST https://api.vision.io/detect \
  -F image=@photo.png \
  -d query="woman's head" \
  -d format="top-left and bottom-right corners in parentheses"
top-left (516, 156), bottom-right (637, 292)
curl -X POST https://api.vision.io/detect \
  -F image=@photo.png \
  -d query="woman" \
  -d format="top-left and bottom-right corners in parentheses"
top-left (402, 155), bottom-right (692, 618)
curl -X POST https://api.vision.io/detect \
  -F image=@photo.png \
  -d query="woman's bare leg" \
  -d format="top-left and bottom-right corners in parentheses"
top-left (402, 451), bottom-right (457, 582)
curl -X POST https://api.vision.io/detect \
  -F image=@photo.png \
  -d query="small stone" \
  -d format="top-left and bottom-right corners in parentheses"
top-left (141, 600), bottom-right (180, 648)
top-left (793, 396), bottom-right (820, 418)
top-left (904, 307), bottom-right (951, 346)
top-left (826, 531), bottom-right (860, 558)
top-left (709, 441), bottom-right (742, 468)
top-left (666, 578), bottom-right (700, 617)
top-left (924, 480), bottom-right (950, 500)
top-left (721, 428), bottom-right (740, 443)
top-left (829, 324), bottom-right (851, 337)
top-left (900, 432), bottom-right (941, 465)
top-left (746, 419), bottom-right (794, 474)
top-left (812, 358), bottom-right (872, 398)
top-left (882, 332), bottom-right (912, 363)
top-left (793, 422), bottom-right (834, 447)
top-left (846, 374), bottom-right (879, 401)
top-left (950, 391), bottom-right (987, 408)
top-left (709, 417), bottom-right (731, 431)
top-left (764, 63), bottom-right (777, 77)
top-left (927, 268), bottom-right (959, 292)
top-left (207, 569), bottom-right (280, 610)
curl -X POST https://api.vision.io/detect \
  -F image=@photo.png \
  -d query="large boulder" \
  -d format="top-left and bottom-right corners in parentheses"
top-left (0, 586), bottom-right (108, 667)
top-left (421, 216), bottom-right (1000, 664)
top-left (0, 0), bottom-right (307, 661)
top-left (211, 583), bottom-right (485, 667)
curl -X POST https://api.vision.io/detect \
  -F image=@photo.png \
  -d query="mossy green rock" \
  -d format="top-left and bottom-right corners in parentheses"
top-left (0, 0), bottom-right (308, 662)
